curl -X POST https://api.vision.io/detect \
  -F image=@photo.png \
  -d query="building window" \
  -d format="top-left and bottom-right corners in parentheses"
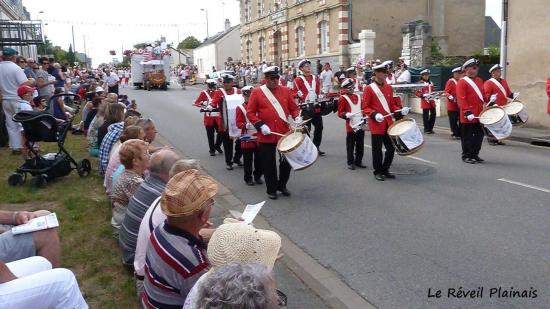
top-left (259, 37), bottom-right (266, 62)
top-left (258, 0), bottom-right (264, 17)
top-left (319, 21), bottom-right (329, 53)
top-left (246, 40), bottom-right (252, 63)
top-left (297, 27), bottom-right (305, 57)
top-left (245, 0), bottom-right (252, 22)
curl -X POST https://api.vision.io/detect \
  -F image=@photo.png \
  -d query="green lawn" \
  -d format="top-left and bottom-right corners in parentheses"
top-left (0, 131), bottom-right (137, 308)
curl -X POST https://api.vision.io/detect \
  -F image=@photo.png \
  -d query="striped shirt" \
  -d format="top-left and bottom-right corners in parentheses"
top-left (141, 223), bottom-right (209, 309)
top-left (118, 174), bottom-right (166, 265)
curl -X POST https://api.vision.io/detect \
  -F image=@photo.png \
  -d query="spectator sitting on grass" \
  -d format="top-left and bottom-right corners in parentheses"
top-left (141, 169), bottom-right (217, 308)
top-left (83, 97), bottom-right (101, 136)
top-left (118, 149), bottom-right (179, 267)
top-left (0, 256), bottom-right (88, 308)
top-left (32, 96), bottom-right (47, 112)
top-left (184, 222), bottom-right (282, 309)
top-left (98, 102), bottom-right (126, 175)
top-left (0, 210), bottom-right (60, 267)
top-left (196, 263), bottom-right (279, 309)
top-left (87, 100), bottom-right (108, 157)
top-left (50, 88), bottom-right (69, 121)
top-left (135, 118), bottom-right (165, 153)
top-left (104, 124), bottom-right (144, 195)
top-left (110, 139), bottom-right (150, 229)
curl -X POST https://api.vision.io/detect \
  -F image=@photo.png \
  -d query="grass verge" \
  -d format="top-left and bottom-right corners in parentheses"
top-left (0, 130), bottom-right (136, 308)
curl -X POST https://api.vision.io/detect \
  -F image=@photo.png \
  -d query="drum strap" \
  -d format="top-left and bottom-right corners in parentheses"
top-left (203, 90), bottom-right (212, 102)
top-left (489, 78), bottom-right (508, 99)
top-left (298, 75), bottom-right (318, 102)
top-left (450, 78), bottom-right (457, 86)
top-left (203, 91), bottom-right (219, 117)
top-left (237, 104), bottom-right (257, 134)
top-left (369, 82), bottom-right (391, 114)
top-left (260, 85), bottom-right (289, 124)
top-left (463, 76), bottom-right (485, 103)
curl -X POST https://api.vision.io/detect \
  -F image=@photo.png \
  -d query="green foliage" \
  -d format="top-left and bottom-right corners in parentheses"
top-left (431, 40), bottom-right (443, 58)
top-left (177, 36), bottom-right (201, 49)
top-left (133, 42), bottom-right (147, 49)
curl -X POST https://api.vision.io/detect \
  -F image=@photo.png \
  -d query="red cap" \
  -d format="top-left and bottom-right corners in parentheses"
top-left (17, 85), bottom-right (35, 97)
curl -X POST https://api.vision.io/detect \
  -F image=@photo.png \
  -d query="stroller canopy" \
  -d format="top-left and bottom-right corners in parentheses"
top-left (13, 111), bottom-right (60, 143)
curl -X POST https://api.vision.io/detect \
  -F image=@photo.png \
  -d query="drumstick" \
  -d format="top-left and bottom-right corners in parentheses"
top-left (271, 132), bottom-right (286, 137)
top-left (383, 109), bottom-right (403, 118)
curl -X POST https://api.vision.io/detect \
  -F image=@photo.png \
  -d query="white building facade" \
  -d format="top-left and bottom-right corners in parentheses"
top-left (194, 20), bottom-right (241, 78)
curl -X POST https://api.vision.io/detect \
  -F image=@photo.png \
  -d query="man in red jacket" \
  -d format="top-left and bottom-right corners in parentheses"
top-left (338, 78), bottom-right (367, 170)
top-left (445, 67), bottom-right (463, 139)
top-left (456, 58), bottom-right (496, 164)
top-left (547, 77), bottom-right (550, 115)
top-left (415, 69), bottom-right (436, 134)
top-left (363, 63), bottom-right (409, 181)
top-left (194, 79), bottom-right (223, 156)
top-left (236, 86), bottom-right (263, 186)
top-left (211, 74), bottom-right (243, 170)
top-left (294, 59), bottom-right (325, 155)
top-left (246, 66), bottom-right (301, 199)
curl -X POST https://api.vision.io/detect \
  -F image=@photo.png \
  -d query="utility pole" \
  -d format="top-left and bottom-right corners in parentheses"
top-left (83, 35), bottom-right (88, 69)
top-left (500, 0), bottom-right (508, 78)
top-left (177, 26), bottom-right (181, 65)
top-left (71, 25), bottom-right (76, 52)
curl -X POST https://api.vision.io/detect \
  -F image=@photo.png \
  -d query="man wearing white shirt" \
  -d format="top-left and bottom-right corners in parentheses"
top-left (396, 63), bottom-right (411, 84)
top-left (319, 63), bottom-right (334, 94)
top-left (104, 68), bottom-right (120, 94)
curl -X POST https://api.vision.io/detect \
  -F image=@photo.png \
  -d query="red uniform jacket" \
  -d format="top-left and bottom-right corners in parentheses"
top-left (457, 76), bottom-right (486, 124)
top-left (236, 102), bottom-right (257, 149)
top-left (362, 82), bottom-right (400, 135)
top-left (483, 78), bottom-right (512, 106)
top-left (546, 78), bottom-right (550, 115)
top-left (194, 89), bottom-right (221, 127)
top-left (337, 92), bottom-right (366, 133)
top-left (246, 85), bottom-right (300, 144)
top-left (415, 82), bottom-right (436, 109)
top-left (294, 74), bottom-right (321, 113)
top-left (444, 78), bottom-right (459, 112)
top-left (211, 87), bottom-right (241, 132)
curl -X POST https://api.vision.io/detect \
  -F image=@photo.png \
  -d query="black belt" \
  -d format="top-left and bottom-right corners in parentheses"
top-left (135, 274), bottom-right (144, 280)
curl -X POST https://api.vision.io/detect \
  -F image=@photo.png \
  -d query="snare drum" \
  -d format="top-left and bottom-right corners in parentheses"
top-left (387, 118), bottom-right (424, 156)
top-left (503, 101), bottom-right (528, 126)
top-left (479, 106), bottom-right (512, 140)
top-left (276, 132), bottom-right (318, 171)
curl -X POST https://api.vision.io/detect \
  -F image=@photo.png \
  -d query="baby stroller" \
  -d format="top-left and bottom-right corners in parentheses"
top-left (7, 97), bottom-right (91, 187)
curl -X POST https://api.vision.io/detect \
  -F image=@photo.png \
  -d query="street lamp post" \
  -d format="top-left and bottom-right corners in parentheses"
top-left (200, 8), bottom-right (209, 39)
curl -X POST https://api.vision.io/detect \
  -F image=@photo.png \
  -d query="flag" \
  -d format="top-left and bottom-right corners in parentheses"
top-left (142, 51), bottom-right (153, 61)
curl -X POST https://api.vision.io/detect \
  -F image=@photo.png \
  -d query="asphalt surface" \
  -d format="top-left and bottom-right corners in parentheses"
top-left (124, 84), bottom-right (550, 309)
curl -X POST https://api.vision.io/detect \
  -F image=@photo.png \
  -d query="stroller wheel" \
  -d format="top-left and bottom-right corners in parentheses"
top-left (30, 174), bottom-right (48, 188)
top-left (77, 159), bottom-right (92, 177)
top-left (8, 173), bottom-right (25, 186)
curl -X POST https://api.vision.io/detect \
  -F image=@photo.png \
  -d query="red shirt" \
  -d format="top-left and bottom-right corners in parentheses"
top-left (444, 78), bottom-right (460, 112)
top-left (457, 76), bottom-right (485, 124)
top-left (211, 87), bottom-right (241, 132)
top-left (362, 82), bottom-right (400, 135)
top-left (246, 85), bottom-right (300, 144)
top-left (337, 93), bottom-right (366, 133)
top-left (415, 82), bottom-right (436, 109)
top-left (483, 78), bottom-right (512, 106)
top-left (236, 102), bottom-right (257, 149)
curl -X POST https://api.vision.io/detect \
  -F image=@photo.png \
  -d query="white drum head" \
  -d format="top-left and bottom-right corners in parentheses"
top-left (278, 132), bottom-right (303, 152)
top-left (388, 119), bottom-right (415, 136)
top-left (479, 107), bottom-right (505, 125)
top-left (504, 101), bottom-right (524, 115)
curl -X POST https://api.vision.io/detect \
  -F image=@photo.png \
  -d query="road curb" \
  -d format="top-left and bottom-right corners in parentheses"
top-left (154, 134), bottom-right (377, 309)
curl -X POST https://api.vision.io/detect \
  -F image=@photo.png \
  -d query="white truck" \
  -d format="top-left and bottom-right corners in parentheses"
top-left (130, 53), bottom-right (171, 90)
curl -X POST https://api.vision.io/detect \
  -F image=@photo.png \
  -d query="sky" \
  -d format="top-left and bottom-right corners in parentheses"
top-left (23, 0), bottom-right (501, 67)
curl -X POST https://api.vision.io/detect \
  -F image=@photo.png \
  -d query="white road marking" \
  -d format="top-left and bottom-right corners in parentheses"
top-left (497, 178), bottom-right (550, 194)
top-left (364, 144), bottom-right (438, 165)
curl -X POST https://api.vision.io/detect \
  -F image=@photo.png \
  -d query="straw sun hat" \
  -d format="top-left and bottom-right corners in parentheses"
top-left (160, 169), bottom-right (218, 217)
top-left (207, 223), bottom-right (282, 271)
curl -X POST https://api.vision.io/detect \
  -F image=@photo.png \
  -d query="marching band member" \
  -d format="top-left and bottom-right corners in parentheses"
top-left (456, 58), bottom-right (497, 164)
top-left (363, 64), bottom-right (409, 181)
top-left (211, 74), bottom-right (243, 170)
top-left (345, 67), bottom-right (361, 93)
top-left (194, 79), bottom-right (223, 155)
top-left (415, 69), bottom-right (436, 134)
top-left (483, 64), bottom-right (518, 145)
top-left (236, 86), bottom-right (263, 186)
top-left (337, 78), bottom-right (367, 170)
top-left (247, 66), bottom-right (301, 200)
top-left (445, 67), bottom-right (464, 139)
top-left (294, 59), bottom-right (325, 156)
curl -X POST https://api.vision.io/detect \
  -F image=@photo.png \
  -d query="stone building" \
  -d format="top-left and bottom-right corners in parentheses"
top-left (240, 0), bottom-right (485, 69)
top-left (0, 0), bottom-right (41, 59)
top-left (505, 0), bottom-right (550, 128)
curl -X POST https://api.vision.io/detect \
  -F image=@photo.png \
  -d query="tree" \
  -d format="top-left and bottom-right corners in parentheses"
top-left (177, 36), bottom-right (201, 50)
top-left (67, 44), bottom-right (76, 65)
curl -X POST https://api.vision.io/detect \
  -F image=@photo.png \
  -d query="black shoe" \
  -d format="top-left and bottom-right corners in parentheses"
top-left (497, 141), bottom-right (506, 145)
top-left (462, 158), bottom-right (477, 164)
top-left (384, 172), bottom-right (396, 179)
top-left (216, 146), bottom-right (223, 154)
top-left (268, 192), bottom-right (278, 200)
top-left (473, 156), bottom-right (484, 163)
top-left (234, 160), bottom-right (244, 167)
top-left (278, 188), bottom-right (291, 196)
top-left (426, 131), bottom-right (435, 134)
top-left (246, 180), bottom-right (255, 186)
top-left (254, 177), bottom-right (263, 185)
top-left (348, 164), bottom-right (356, 170)
top-left (226, 165), bottom-right (234, 170)
top-left (488, 140), bottom-right (498, 146)
top-left (209, 151), bottom-right (216, 156)
top-left (318, 151), bottom-right (326, 156)
top-left (355, 163), bottom-right (367, 168)
top-left (375, 174), bottom-right (385, 181)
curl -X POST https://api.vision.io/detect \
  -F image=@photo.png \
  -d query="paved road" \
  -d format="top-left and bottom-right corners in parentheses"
top-left (125, 85), bottom-right (550, 309)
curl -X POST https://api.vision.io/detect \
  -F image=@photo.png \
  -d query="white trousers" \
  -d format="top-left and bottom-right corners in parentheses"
top-left (2, 98), bottom-right (23, 150)
top-left (0, 256), bottom-right (88, 309)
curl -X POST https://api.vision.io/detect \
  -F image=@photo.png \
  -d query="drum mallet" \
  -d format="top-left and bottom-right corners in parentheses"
top-left (382, 109), bottom-right (403, 118)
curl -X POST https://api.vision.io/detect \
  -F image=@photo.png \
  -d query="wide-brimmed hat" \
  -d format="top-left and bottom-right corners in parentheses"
top-left (161, 169), bottom-right (218, 217)
top-left (207, 222), bottom-right (281, 271)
